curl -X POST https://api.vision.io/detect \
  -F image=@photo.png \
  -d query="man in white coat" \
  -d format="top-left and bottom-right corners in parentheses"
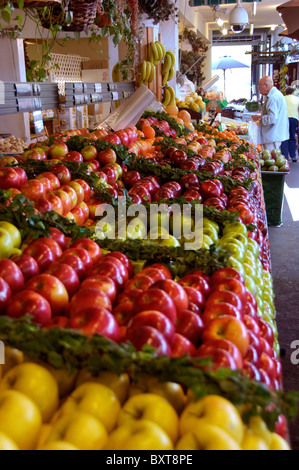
top-left (252, 76), bottom-right (289, 151)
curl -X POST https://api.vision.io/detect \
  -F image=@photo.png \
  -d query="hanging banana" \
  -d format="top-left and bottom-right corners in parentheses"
top-left (112, 63), bottom-right (120, 82)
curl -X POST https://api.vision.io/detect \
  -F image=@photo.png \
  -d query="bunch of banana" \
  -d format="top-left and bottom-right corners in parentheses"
top-left (112, 63), bottom-right (120, 82)
top-left (139, 60), bottom-right (155, 86)
top-left (150, 41), bottom-right (166, 65)
top-left (162, 51), bottom-right (176, 86)
top-left (162, 85), bottom-right (176, 107)
top-left (279, 64), bottom-right (289, 94)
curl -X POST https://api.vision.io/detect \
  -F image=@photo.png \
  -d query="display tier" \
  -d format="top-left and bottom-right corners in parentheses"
top-left (0, 109), bottom-right (297, 451)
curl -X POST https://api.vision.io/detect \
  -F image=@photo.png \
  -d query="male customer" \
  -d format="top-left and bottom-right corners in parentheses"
top-left (252, 76), bottom-right (289, 152)
top-left (281, 86), bottom-right (299, 162)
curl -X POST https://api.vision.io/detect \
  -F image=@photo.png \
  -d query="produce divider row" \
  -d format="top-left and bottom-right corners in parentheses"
top-left (0, 108), bottom-right (297, 450)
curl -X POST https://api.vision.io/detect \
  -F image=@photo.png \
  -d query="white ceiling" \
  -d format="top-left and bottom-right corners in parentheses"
top-left (193, 0), bottom-right (287, 29)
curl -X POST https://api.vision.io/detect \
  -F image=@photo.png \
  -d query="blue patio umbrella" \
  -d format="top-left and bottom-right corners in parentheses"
top-left (212, 56), bottom-right (250, 96)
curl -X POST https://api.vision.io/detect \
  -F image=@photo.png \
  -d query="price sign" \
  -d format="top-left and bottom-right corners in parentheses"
top-left (111, 92), bottom-right (119, 100)
top-left (32, 110), bottom-right (44, 135)
top-left (74, 94), bottom-right (89, 105)
top-left (94, 83), bottom-right (102, 93)
top-left (74, 83), bottom-right (84, 94)
top-left (91, 94), bottom-right (103, 103)
top-left (15, 83), bottom-right (32, 97)
top-left (109, 83), bottom-right (116, 91)
top-left (17, 97), bottom-right (42, 112)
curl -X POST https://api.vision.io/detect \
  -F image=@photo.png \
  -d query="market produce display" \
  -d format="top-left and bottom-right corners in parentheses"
top-left (0, 108), bottom-right (297, 450)
top-left (260, 149), bottom-right (290, 172)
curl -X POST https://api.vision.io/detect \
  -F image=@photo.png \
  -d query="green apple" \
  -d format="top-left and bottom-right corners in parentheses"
top-left (203, 226), bottom-right (219, 243)
top-left (256, 296), bottom-right (264, 310)
top-left (263, 288), bottom-right (274, 304)
top-left (203, 218), bottom-right (220, 234)
top-left (219, 238), bottom-right (245, 262)
top-left (125, 217), bottom-right (147, 240)
top-left (221, 232), bottom-right (248, 249)
top-left (147, 226), bottom-right (170, 240)
top-left (255, 276), bottom-right (264, 289)
top-left (247, 239), bottom-right (260, 258)
top-left (171, 213), bottom-right (195, 239)
top-left (202, 234), bottom-right (214, 248)
top-left (159, 235), bottom-right (180, 248)
top-left (228, 257), bottom-right (245, 277)
top-left (244, 275), bottom-right (257, 295)
top-left (95, 221), bottom-right (115, 240)
top-left (244, 250), bottom-right (256, 266)
top-left (222, 222), bottom-right (247, 237)
top-left (243, 262), bottom-right (257, 280)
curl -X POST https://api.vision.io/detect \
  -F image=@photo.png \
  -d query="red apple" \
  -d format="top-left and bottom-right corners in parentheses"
top-left (179, 274), bottom-right (210, 298)
top-left (88, 260), bottom-right (125, 291)
top-left (179, 174), bottom-right (199, 190)
top-left (81, 145), bottom-right (98, 162)
top-left (11, 254), bottom-right (40, 282)
top-left (257, 318), bottom-right (275, 348)
top-left (64, 151), bottom-right (83, 163)
top-left (196, 345), bottom-right (238, 371)
top-left (97, 256), bottom-right (129, 284)
top-left (69, 307), bottom-right (120, 342)
top-left (199, 338), bottom-right (243, 369)
top-left (38, 172), bottom-right (60, 191)
top-left (44, 193), bottom-right (64, 215)
top-left (45, 263), bottom-right (80, 298)
top-left (171, 333), bottom-right (196, 357)
top-left (23, 241), bottom-right (56, 272)
top-left (34, 197), bottom-right (53, 214)
top-left (127, 311), bottom-right (175, 344)
top-left (49, 227), bottom-right (68, 250)
top-left (20, 180), bottom-right (45, 201)
top-left (211, 278), bottom-right (247, 304)
top-left (0, 259), bottom-right (24, 294)
top-left (0, 168), bottom-right (20, 189)
top-left (210, 268), bottom-right (245, 287)
top-left (204, 290), bottom-right (244, 313)
top-left (0, 277), bottom-right (12, 313)
top-left (183, 286), bottom-right (205, 310)
top-left (81, 275), bottom-right (117, 303)
top-left (26, 274), bottom-right (69, 316)
top-left (243, 315), bottom-right (260, 337)
top-left (62, 247), bottom-right (93, 273)
top-left (49, 143), bottom-right (69, 159)
top-left (175, 309), bottom-right (204, 345)
top-left (6, 289), bottom-right (51, 325)
top-left (124, 274), bottom-right (156, 292)
top-left (242, 361), bottom-right (262, 382)
top-left (244, 344), bottom-right (260, 367)
top-left (50, 165), bottom-right (71, 184)
top-left (122, 171), bottom-right (141, 189)
top-left (151, 279), bottom-right (189, 313)
top-left (105, 252), bottom-right (134, 278)
top-left (202, 315), bottom-right (249, 357)
top-left (126, 325), bottom-right (171, 356)
top-left (247, 330), bottom-right (263, 358)
top-left (69, 288), bottom-right (112, 317)
top-left (199, 180), bottom-right (224, 200)
top-left (202, 303), bottom-right (243, 325)
top-left (113, 302), bottom-right (135, 327)
top-left (36, 237), bottom-right (63, 261)
top-left (134, 288), bottom-right (177, 323)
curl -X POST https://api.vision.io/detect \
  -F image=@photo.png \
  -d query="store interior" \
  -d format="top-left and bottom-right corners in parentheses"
top-left (0, 0), bottom-right (298, 452)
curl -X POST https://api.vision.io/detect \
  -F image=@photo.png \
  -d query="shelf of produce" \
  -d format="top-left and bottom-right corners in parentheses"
top-left (0, 111), bottom-right (296, 451)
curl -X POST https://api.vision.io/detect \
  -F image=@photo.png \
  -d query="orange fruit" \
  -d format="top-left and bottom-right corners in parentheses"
top-left (174, 117), bottom-right (185, 125)
top-left (142, 124), bottom-right (156, 139)
top-left (165, 105), bottom-right (179, 116)
top-left (177, 110), bottom-right (191, 123)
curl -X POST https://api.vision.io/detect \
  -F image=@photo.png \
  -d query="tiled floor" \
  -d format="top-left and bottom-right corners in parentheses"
top-left (268, 161), bottom-right (299, 450)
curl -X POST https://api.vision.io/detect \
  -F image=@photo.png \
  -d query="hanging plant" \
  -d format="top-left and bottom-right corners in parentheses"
top-left (138, 0), bottom-right (178, 25)
top-left (92, 0), bottom-right (142, 81)
top-left (179, 27), bottom-right (209, 88)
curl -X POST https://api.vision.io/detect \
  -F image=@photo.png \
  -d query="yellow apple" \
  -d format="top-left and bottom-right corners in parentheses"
top-left (269, 433), bottom-right (291, 450)
top-left (179, 395), bottom-right (244, 444)
top-left (176, 423), bottom-right (241, 450)
top-left (0, 389), bottom-right (42, 450)
top-left (75, 369), bottom-right (130, 405)
top-left (128, 377), bottom-right (187, 414)
top-left (118, 393), bottom-right (179, 443)
top-left (105, 419), bottom-right (174, 450)
top-left (55, 382), bottom-right (121, 433)
top-left (36, 424), bottom-right (52, 449)
top-left (241, 429), bottom-right (269, 450)
top-left (46, 411), bottom-right (108, 450)
top-left (39, 441), bottom-right (79, 450)
top-left (1, 347), bottom-right (24, 377)
top-left (37, 362), bottom-right (78, 398)
top-left (248, 416), bottom-right (272, 447)
top-left (0, 430), bottom-right (19, 450)
top-left (0, 362), bottom-right (59, 423)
